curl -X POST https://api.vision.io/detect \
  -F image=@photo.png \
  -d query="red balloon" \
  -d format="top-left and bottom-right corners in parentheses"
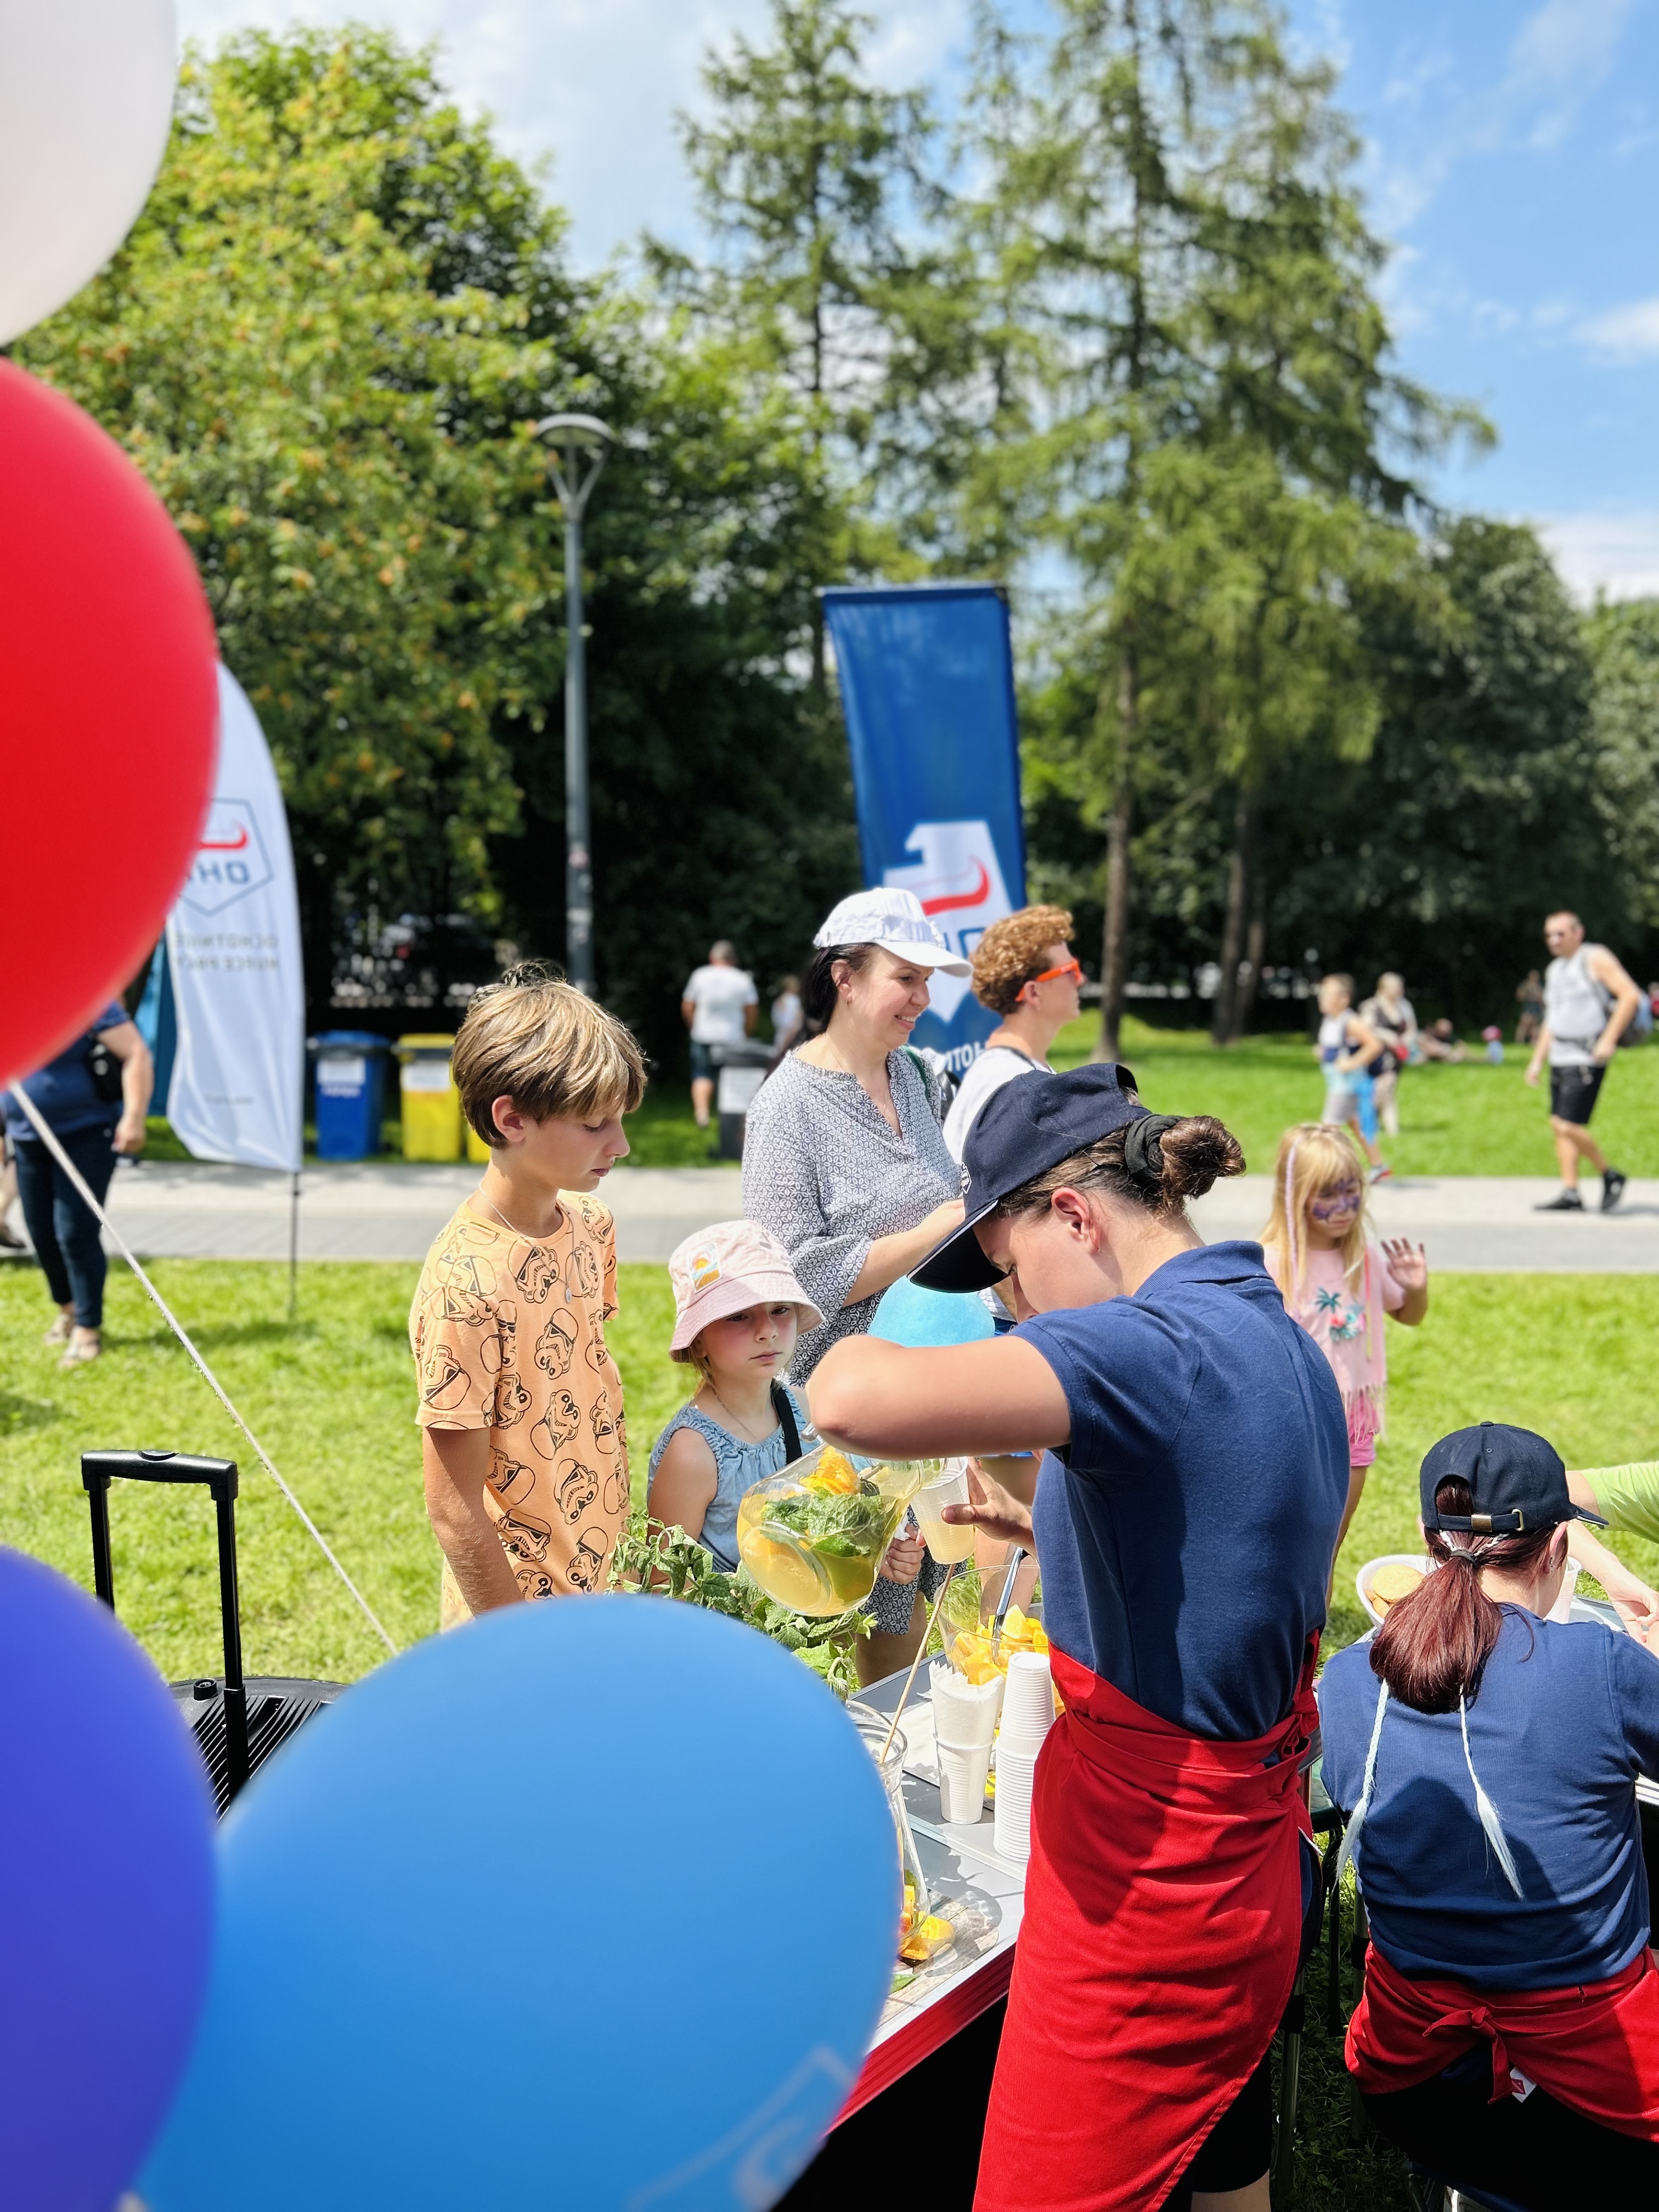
top-left (0, 360), bottom-right (218, 1088)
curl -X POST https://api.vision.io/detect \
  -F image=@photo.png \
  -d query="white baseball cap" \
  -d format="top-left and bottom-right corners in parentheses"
top-left (814, 887), bottom-right (970, 975)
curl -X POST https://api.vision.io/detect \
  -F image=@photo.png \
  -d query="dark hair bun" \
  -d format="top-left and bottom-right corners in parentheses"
top-left (1158, 1116), bottom-right (1245, 1202)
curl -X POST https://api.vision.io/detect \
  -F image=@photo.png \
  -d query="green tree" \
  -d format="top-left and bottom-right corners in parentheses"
top-left (1265, 519), bottom-right (1609, 1021)
top-left (16, 30), bottom-right (577, 996)
top-left (19, 29), bottom-right (858, 1051)
top-left (1585, 598), bottom-right (1659, 939)
top-left (956, 0), bottom-right (1472, 1053)
top-left (663, 0), bottom-right (940, 676)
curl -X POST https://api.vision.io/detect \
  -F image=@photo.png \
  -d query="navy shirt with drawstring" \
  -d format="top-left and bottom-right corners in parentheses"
top-left (1017, 1238), bottom-right (1348, 1744)
top-left (1320, 1614), bottom-right (1659, 1990)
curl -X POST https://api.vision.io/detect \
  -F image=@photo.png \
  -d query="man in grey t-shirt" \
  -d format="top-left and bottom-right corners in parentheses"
top-left (1525, 911), bottom-right (1642, 1212)
top-left (681, 940), bottom-right (757, 1130)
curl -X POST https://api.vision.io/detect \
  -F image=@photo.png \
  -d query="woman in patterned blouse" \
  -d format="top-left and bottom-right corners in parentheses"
top-left (744, 888), bottom-right (969, 1682)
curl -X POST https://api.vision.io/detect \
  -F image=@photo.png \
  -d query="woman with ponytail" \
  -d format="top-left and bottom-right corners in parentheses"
top-left (1320, 1423), bottom-right (1659, 2204)
top-left (810, 1064), bottom-right (1350, 2212)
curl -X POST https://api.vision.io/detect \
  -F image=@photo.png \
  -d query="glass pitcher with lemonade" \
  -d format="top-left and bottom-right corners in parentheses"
top-left (736, 1444), bottom-right (923, 1616)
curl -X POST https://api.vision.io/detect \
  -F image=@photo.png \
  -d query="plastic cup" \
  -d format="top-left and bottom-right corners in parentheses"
top-left (936, 1736), bottom-right (993, 1823)
top-left (930, 1658), bottom-right (1001, 1746)
top-left (912, 1461), bottom-right (976, 1564)
top-left (993, 1744), bottom-right (1040, 1862)
top-left (998, 1652), bottom-right (1054, 1754)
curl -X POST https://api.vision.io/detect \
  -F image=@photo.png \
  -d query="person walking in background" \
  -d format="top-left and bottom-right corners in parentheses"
top-left (1315, 973), bottom-right (1390, 1180)
top-left (769, 973), bottom-right (803, 1058)
top-left (940, 904), bottom-right (1081, 1163)
top-left (1261, 1122), bottom-right (1428, 1577)
top-left (1358, 973), bottom-right (1417, 1137)
top-left (681, 940), bottom-right (758, 1133)
top-left (1526, 910), bottom-right (1642, 1213)
top-left (2, 1002), bottom-right (153, 1365)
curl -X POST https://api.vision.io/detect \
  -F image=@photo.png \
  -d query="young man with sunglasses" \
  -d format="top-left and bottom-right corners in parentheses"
top-left (944, 905), bottom-right (1084, 1162)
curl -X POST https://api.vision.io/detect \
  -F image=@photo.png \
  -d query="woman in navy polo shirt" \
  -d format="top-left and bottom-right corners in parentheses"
top-left (809, 1065), bottom-right (1349, 2212)
top-left (1321, 1424), bottom-right (1659, 2204)
top-left (3, 1000), bottom-right (152, 1365)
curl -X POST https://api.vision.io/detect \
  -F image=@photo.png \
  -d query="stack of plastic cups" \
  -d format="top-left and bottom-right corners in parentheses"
top-left (993, 1652), bottom-right (1054, 1864)
top-left (930, 1659), bottom-right (1002, 1823)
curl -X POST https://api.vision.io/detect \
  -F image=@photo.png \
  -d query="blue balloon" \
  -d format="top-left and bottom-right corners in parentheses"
top-left (141, 1597), bottom-right (896, 2212)
top-left (0, 1547), bottom-right (215, 2212)
top-left (871, 1275), bottom-right (996, 1348)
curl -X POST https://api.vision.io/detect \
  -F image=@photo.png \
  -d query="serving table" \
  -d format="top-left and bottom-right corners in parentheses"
top-left (778, 1661), bottom-right (1029, 2209)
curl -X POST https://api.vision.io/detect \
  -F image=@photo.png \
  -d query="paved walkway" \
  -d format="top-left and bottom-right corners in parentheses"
top-left (5, 1159), bottom-right (1655, 1272)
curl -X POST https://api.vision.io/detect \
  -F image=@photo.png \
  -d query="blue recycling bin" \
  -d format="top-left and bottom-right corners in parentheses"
top-left (309, 1031), bottom-right (388, 1160)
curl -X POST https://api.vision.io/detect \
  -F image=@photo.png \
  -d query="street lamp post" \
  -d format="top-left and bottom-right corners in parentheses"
top-left (535, 413), bottom-right (615, 996)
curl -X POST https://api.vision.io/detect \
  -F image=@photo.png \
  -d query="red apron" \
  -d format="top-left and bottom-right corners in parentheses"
top-left (974, 1641), bottom-right (1318, 2212)
top-left (1347, 1940), bottom-right (1659, 2140)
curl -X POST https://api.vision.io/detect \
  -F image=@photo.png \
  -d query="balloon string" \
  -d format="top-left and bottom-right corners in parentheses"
top-left (5, 1084), bottom-right (397, 1657)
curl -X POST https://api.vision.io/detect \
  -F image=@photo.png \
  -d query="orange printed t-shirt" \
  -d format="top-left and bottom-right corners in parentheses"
top-left (409, 1193), bottom-right (629, 1620)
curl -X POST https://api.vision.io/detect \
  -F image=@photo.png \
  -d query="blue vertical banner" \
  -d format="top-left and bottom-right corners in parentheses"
top-left (822, 584), bottom-right (1026, 1073)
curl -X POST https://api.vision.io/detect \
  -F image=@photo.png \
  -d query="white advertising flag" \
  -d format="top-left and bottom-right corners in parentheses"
top-left (165, 665), bottom-right (304, 1171)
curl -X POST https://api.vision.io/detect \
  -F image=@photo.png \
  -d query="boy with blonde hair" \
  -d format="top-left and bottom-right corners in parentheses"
top-left (409, 963), bottom-right (647, 1625)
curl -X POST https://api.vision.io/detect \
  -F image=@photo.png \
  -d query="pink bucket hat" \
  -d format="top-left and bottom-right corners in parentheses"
top-left (668, 1220), bottom-right (824, 1359)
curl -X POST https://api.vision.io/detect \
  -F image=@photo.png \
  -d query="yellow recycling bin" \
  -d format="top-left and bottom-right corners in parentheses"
top-left (395, 1034), bottom-right (462, 1161)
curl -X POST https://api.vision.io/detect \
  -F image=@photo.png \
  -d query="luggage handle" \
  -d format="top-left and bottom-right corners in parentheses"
top-left (81, 1449), bottom-right (249, 1798)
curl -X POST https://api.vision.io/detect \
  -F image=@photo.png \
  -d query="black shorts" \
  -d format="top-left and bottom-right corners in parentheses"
top-left (1549, 1064), bottom-right (1604, 1126)
top-left (689, 1040), bottom-right (717, 1082)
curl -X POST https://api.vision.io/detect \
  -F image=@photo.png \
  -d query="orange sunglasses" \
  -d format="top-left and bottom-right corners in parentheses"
top-left (1025, 956), bottom-right (1083, 989)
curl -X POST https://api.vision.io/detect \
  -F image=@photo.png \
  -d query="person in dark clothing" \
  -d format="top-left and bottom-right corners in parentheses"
top-left (3, 1002), bottom-right (152, 1365)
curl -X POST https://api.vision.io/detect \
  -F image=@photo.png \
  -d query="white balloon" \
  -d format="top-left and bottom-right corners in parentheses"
top-left (0, 0), bottom-right (178, 346)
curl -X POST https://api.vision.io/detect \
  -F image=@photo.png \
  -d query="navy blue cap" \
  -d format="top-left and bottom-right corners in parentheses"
top-left (1420, 1422), bottom-right (1605, 1536)
top-left (911, 1062), bottom-right (1146, 1293)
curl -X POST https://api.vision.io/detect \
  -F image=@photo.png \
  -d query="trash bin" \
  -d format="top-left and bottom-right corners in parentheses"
top-left (710, 1039), bottom-right (774, 1161)
top-left (309, 1031), bottom-right (388, 1160)
top-left (394, 1034), bottom-right (462, 1161)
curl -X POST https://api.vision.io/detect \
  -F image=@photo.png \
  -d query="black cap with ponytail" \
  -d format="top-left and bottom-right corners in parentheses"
top-left (1370, 1478), bottom-right (1565, 1713)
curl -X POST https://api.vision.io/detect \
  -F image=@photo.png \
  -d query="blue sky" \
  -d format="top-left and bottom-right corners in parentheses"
top-left (178, 0), bottom-right (1659, 596)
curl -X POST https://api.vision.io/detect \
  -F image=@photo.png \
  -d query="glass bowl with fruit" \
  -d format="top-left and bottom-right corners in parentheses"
top-left (736, 1445), bottom-right (923, 1617)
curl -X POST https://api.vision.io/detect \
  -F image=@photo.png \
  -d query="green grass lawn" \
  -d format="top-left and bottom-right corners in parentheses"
top-left (4, 1255), bottom-right (1651, 1675)
top-left (4, 1256), bottom-right (1653, 2212)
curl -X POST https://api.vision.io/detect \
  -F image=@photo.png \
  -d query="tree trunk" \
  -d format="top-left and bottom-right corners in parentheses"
top-left (1096, 645), bottom-right (1138, 1062)
top-left (1211, 781), bottom-right (1259, 1046)
top-left (1241, 895), bottom-right (1266, 1040)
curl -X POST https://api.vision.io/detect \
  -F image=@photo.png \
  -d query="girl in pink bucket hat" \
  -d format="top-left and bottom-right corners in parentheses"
top-left (647, 1220), bottom-right (826, 1571)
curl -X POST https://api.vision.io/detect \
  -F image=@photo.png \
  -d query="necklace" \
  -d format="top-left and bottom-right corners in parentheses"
top-left (479, 1189), bottom-right (561, 1243)
top-left (704, 1381), bottom-right (778, 1445)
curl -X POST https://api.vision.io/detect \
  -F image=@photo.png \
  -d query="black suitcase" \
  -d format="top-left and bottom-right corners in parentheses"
top-left (83, 1448), bottom-right (343, 1814)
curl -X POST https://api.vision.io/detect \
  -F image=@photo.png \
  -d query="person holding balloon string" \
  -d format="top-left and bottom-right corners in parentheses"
top-left (3, 998), bottom-right (154, 1366)
top-left (808, 1064), bottom-right (1348, 2212)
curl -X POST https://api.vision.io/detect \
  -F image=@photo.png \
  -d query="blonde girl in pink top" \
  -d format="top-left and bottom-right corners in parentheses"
top-left (1261, 1123), bottom-right (1429, 1572)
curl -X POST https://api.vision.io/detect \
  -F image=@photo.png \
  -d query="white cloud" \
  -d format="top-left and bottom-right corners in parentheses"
top-left (1355, 0), bottom-right (1637, 245)
top-left (1505, 0), bottom-right (1634, 149)
top-left (177, 0), bottom-right (969, 268)
top-left (1536, 511), bottom-right (1659, 602)
top-left (1576, 296), bottom-right (1659, 361)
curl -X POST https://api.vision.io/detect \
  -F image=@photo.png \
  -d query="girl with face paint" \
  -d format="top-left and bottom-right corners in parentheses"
top-left (1261, 1124), bottom-right (1429, 1575)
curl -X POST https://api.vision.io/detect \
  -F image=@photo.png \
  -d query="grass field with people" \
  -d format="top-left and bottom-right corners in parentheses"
top-left (139, 1019), bottom-right (1659, 1174)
